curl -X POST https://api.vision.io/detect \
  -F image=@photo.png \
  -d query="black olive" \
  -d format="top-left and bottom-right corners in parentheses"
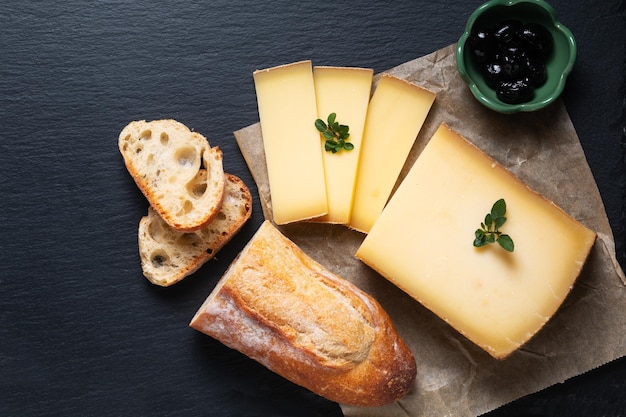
top-left (519, 22), bottom-right (553, 56)
top-left (496, 77), bottom-right (535, 104)
top-left (500, 41), bottom-right (526, 79)
top-left (482, 60), bottom-right (503, 88)
top-left (469, 27), bottom-right (496, 64)
top-left (523, 54), bottom-right (548, 87)
top-left (492, 19), bottom-right (523, 45)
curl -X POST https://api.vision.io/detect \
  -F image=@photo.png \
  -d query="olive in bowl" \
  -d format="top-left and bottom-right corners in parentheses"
top-left (456, 0), bottom-right (576, 113)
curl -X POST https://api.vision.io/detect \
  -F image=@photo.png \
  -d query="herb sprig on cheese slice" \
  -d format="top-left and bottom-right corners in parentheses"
top-left (313, 66), bottom-right (373, 224)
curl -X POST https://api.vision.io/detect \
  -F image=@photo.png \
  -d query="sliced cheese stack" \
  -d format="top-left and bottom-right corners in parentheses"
top-left (313, 66), bottom-right (374, 224)
top-left (356, 123), bottom-right (597, 359)
top-left (350, 74), bottom-right (436, 233)
top-left (253, 61), bottom-right (327, 225)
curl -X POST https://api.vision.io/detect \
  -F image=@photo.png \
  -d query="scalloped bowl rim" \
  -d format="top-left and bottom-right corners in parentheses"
top-left (456, 0), bottom-right (577, 113)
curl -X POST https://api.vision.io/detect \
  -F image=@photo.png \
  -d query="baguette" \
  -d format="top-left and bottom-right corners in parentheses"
top-left (138, 173), bottom-right (252, 287)
top-left (189, 220), bottom-right (416, 406)
top-left (119, 119), bottom-right (225, 232)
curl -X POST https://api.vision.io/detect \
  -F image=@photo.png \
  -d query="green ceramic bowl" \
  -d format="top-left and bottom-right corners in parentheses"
top-left (456, 0), bottom-right (576, 113)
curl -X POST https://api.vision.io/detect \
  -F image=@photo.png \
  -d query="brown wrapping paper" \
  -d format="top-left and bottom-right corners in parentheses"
top-left (234, 44), bottom-right (626, 417)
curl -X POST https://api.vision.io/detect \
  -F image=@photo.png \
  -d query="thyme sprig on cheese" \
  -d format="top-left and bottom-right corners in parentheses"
top-left (473, 198), bottom-right (515, 252)
top-left (315, 112), bottom-right (354, 153)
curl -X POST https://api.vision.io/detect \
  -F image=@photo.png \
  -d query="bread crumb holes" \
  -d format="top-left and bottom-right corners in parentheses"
top-left (175, 146), bottom-right (197, 168)
top-left (160, 132), bottom-right (169, 146)
top-left (147, 218), bottom-right (166, 242)
top-left (177, 200), bottom-right (194, 216)
top-left (139, 130), bottom-right (152, 141)
top-left (151, 251), bottom-right (168, 268)
top-left (191, 182), bottom-right (207, 197)
top-left (177, 233), bottom-right (203, 248)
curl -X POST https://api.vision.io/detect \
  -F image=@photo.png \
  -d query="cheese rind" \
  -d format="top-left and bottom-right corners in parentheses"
top-left (313, 66), bottom-right (374, 224)
top-left (356, 123), bottom-right (597, 359)
top-left (349, 74), bottom-right (436, 233)
top-left (253, 61), bottom-right (328, 224)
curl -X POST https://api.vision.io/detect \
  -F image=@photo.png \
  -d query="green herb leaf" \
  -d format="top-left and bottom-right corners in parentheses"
top-left (491, 198), bottom-right (506, 218)
top-left (338, 125), bottom-right (349, 138)
top-left (497, 234), bottom-right (514, 252)
top-left (484, 213), bottom-right (492, 227)
top-left (314, 119), bottom-right (327, 132)
top-left (473, 198), bottom-right (514, 252)
top-left (322, 131), bottom-right (335, 140)
top-left (315, 113), bottom-right (354, 154)
top-left (493, 216), bottom-right (507, 230)
top-left (474, 229), bottom-right (487, 247)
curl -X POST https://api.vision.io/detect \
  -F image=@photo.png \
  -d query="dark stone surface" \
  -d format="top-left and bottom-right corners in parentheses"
top-left (1, 1), bottom-right (624, 416)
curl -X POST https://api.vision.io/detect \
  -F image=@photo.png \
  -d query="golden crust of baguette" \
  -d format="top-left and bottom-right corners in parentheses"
top-left (190, 221), bottom-right (416, 406)
top-left (138, 173), bottom-right (252, 286)
top-left (119, 119), bottom-right (225, 232)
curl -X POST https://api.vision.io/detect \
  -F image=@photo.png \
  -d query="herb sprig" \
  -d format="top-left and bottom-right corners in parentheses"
top-left (473, 198), bottom-right (515, 252)
top-left (315, 113), bottom-right (353, 153)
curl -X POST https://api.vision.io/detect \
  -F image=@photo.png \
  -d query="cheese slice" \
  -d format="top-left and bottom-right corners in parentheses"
top-left (253, 61), bottom-right (327, 224)
top-left (356, 123), bottom-right (596, 359)
top-left (313, 66), bottom-right (374, 224)
top-left (349, 74), bottom-right (435, 233)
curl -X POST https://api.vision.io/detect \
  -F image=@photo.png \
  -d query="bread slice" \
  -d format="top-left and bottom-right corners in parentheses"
top-left (138, 173), bottom-right (252, 287)
top-left (119, 119), bottom-right (225, 232)
top-left (190, 220), bottom-right (416, 406)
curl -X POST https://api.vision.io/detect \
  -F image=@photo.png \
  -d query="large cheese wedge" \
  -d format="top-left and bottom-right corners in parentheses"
top-left (356, 123), bottom-right (597, 359)
top-left (313, 66), bottom-right (374, 224)
top-left (349, 74), bottom-right (436, 233)
top-left (253, 61), bottom-right (327, 224)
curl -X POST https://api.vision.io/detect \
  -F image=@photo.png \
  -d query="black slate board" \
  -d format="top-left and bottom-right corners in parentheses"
top-left (1, 1), bottom-right (624, 416)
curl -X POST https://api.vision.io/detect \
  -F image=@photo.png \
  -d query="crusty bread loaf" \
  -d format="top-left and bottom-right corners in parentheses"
top-left (119, 119), bottom-right (225, 232)
top-left (189, 220), bottom-right (416, 406)
top-left (138, 173), bottom-right (252, 287)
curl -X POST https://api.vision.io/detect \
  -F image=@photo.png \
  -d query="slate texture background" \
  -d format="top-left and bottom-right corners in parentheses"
top-left (1, 1), bottom-right (624, 416)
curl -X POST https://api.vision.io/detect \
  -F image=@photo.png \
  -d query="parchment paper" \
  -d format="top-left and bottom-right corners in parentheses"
top-left (234, 44), bottom-right (626, 417)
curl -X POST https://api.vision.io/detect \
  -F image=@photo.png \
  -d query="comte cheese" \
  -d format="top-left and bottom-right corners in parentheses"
top-left (356, 123), bottom-right (596, 359)
top-left (313, 66), bottom-right (374, 224)
top-left (253, 61), bottom-right (327, 224)
top-left (350, 74), bottom-right (435, 233)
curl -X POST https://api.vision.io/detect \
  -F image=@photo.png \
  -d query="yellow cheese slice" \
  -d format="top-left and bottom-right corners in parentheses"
top-left (356, 123), bottom-right (596, 359)
top-left (253, 61), bottom-right (327, 224)
top-left (313, 66), bottom-right (374, 224)
top-left (349, 74), bottom-right (435, 233)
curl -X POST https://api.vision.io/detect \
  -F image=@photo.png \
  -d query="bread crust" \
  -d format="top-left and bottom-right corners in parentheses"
top-left (119, 119), bottom-right (225, 232)
top-left (138, 173), bottom-right (252, 286)
top-left (190, 221), bottom-right (416, 406)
